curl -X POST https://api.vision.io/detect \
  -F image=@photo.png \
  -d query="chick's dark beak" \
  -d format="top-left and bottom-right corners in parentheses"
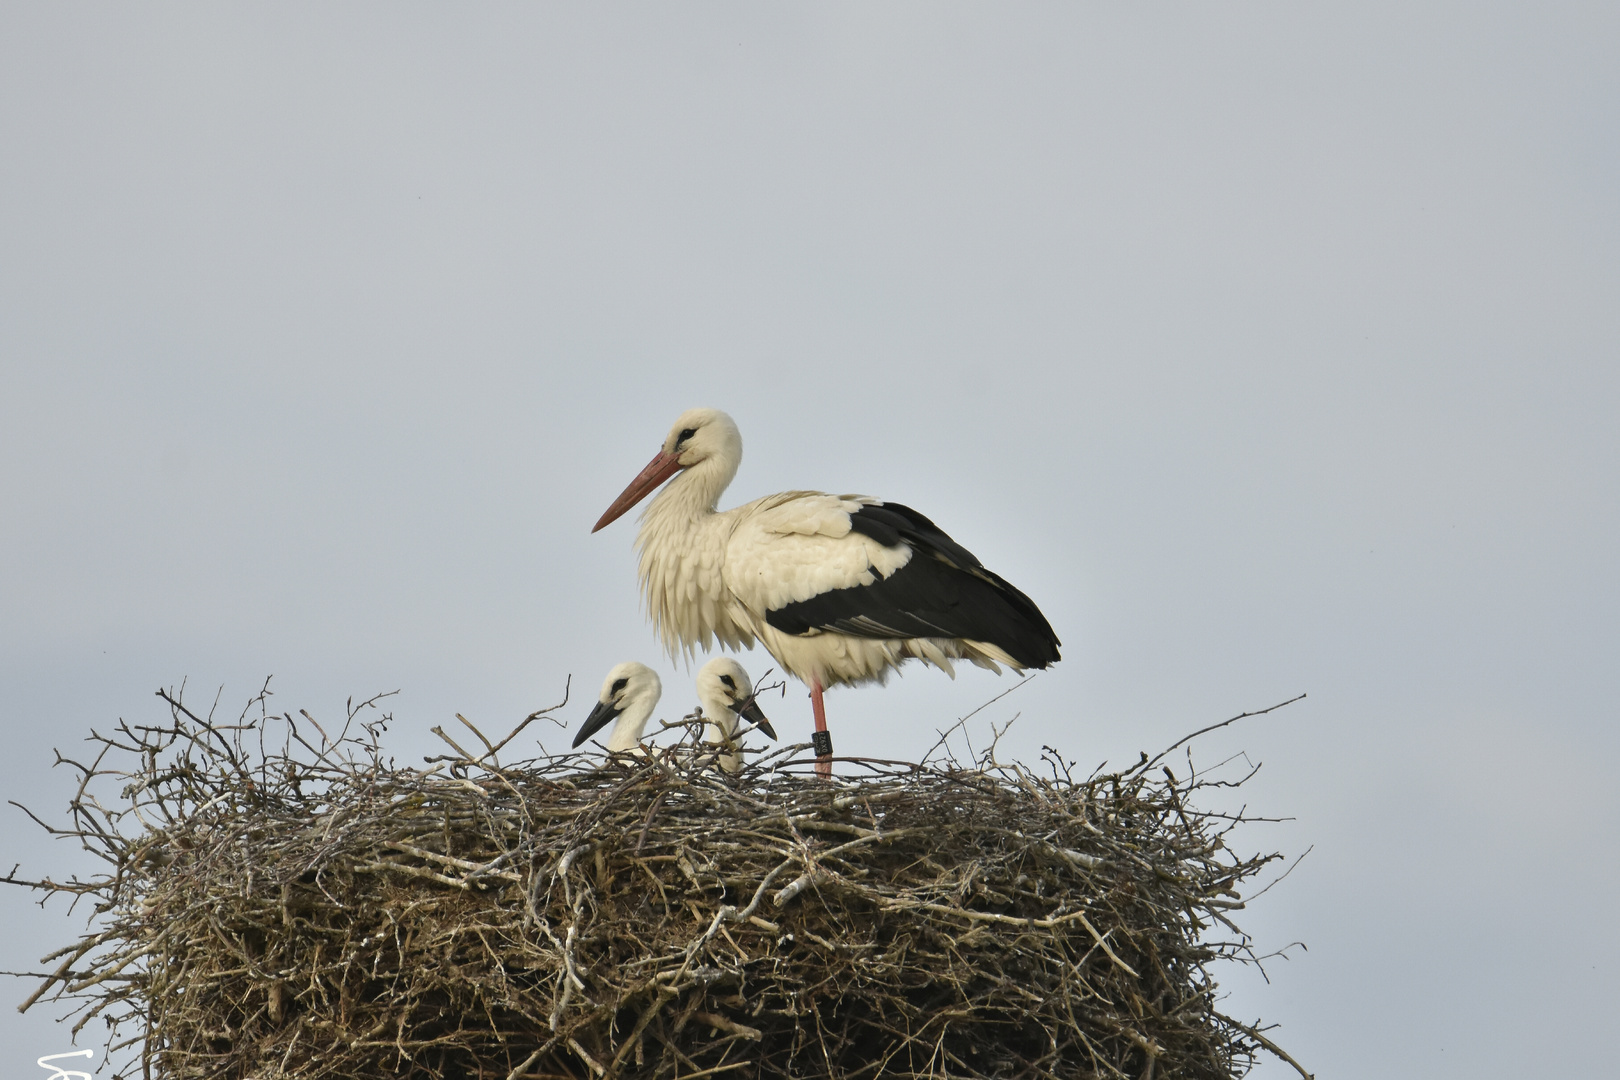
top-left (573, 698), bottom-right (622, 748)
top-left (736, 696), bottom-right (777, 741)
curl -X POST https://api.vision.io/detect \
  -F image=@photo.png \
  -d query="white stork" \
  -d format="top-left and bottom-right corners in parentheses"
top-left (572, 661), bottom-right (662, 754)
top-left (694, 657), bottom-right (778, 774)
top-left (592, 408), bottom-right (1060, 776)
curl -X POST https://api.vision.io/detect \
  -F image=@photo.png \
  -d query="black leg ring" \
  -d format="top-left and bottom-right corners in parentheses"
top-left (811, 730), bottom-right (834, 758)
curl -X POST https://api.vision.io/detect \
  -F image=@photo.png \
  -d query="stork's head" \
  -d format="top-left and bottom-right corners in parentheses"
top-left (695, 656), bottom-right (777, 741)
top-left (573, 661), bottom-right (663, 749)
top-left (592, 408), bottom-right (742, 532)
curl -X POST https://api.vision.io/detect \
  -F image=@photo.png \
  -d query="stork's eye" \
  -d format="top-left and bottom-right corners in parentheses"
top-left (677, 427), bottom-right (697, 444)
top-left (719, 674), bottom-right (736, 690)
top-left (611, 678), bottom-right (628, 695)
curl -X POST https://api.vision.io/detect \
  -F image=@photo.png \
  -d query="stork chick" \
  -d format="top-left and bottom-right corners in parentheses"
top-left (694, 657), bottom-right (777, 773)
top-left (573, 662), bottom-right (662, 755)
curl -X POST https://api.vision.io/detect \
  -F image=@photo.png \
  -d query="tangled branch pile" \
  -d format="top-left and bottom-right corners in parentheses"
top-left (8, 682), bottom-right (1306, 1079)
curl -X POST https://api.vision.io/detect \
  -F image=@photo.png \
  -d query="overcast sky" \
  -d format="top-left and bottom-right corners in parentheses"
top-left (3, 5), bottom-right (1617, 1076)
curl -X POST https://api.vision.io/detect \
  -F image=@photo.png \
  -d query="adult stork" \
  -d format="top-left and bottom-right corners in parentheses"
top-left (592, 408), bottom-right (1060, 776)
top-left (573, 661), bottom-right (662, 755)
top-left (695, 657), bottom-right (777, 774)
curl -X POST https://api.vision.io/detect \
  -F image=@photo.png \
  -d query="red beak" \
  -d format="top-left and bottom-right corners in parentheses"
top-left (592, 450), bottom-right (685, 532)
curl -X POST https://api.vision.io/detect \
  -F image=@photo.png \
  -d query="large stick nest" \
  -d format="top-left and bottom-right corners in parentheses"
top-left (8, 681), bottom-right (1308, 1079)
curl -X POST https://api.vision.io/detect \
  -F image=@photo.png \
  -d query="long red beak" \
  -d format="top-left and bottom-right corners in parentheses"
top-left (592, 450), bottom-right (685, 532)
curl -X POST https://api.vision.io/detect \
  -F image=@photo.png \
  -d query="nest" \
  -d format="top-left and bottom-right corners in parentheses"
top-left (7, 681), bottom-right (1309, 1080)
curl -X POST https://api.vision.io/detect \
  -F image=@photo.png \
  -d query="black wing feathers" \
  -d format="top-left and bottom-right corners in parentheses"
top-left (846, 503), bottom-right (982, 571)
top-left (765, 502), bottom-right (1061, 669)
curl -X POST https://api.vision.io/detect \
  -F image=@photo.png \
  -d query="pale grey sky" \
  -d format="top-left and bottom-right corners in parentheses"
top-left (3, 5), bottom-right (1617, 1076)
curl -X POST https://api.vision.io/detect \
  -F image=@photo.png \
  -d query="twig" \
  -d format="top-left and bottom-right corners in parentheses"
top-left (1230, 1018), bottom-right (1314, 1078)
top-left (1145, 694), bottom-right (1307, 771)
top-left (480, 676), bottom-right (572, 763)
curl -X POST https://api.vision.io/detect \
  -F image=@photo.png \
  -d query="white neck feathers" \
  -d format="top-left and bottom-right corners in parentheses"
top-left (634, 460), bottom-right (754, 660)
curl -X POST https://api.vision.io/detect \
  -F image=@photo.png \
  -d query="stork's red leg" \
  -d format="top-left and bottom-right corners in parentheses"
top-left (810, 679), bottom-right (832, 780)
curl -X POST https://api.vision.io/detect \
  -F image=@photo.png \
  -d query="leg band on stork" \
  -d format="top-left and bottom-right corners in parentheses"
top-left (810, 680), bottom-right (832, 780)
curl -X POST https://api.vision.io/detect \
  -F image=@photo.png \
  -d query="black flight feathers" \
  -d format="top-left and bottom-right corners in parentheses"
top-left (764, 502), bottom-right (1061, 669)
